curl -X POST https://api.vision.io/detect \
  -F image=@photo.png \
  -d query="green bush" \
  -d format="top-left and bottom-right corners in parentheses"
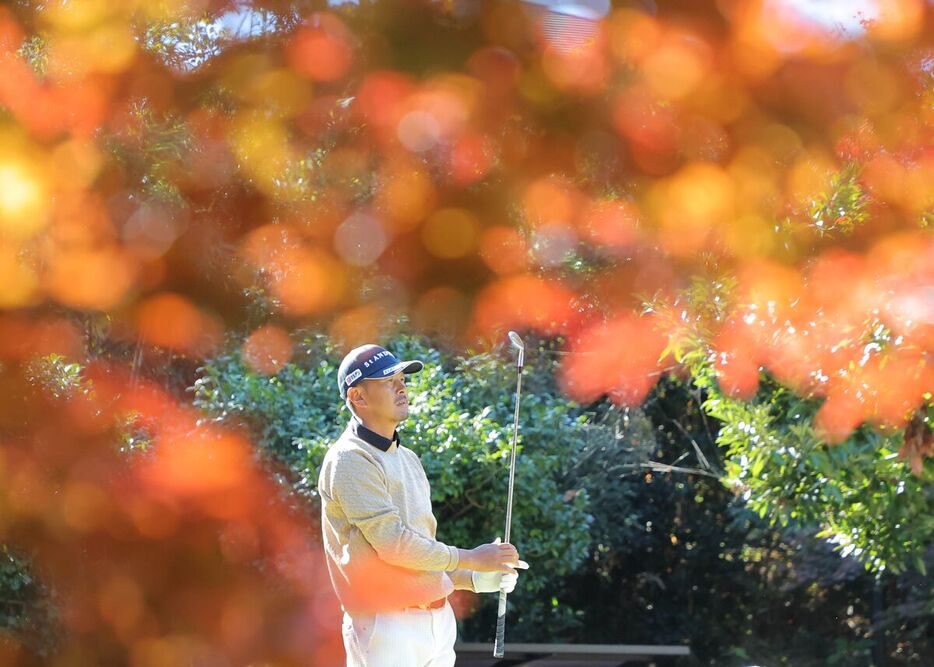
top-left (192, 333), bottom-right (345, 500)
top-left (654, 273), bottom-right (934, 575)
top-left (0, 545), bottom-right (60, 656)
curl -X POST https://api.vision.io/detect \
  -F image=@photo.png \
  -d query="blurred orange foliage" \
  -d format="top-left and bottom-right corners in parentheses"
top-left (0, 0), bottom-right (931, 660)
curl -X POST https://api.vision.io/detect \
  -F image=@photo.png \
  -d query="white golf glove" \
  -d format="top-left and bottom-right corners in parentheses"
top-left (471, 538), bottom-right (529, 594)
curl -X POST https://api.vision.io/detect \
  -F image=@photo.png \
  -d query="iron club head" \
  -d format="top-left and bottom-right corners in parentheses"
top-left (507, 331), bottom-right (525, 350)
top-left (507, 331), bottom-right (525, 368)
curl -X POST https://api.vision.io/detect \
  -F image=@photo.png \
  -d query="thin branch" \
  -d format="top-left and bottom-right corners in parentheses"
top-left (671, 451), bottom-right (690, 466)
top-left (620, 461), bottom-right (722, 479)
top-left (653, 396), bottom-right (718, 474)
top-left (673, 417), bottom-right (714, 472)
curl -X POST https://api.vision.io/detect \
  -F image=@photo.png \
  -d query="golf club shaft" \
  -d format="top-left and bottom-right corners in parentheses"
top-left (493, 352), bottom-right (523, 658)
top-left (503, 361), bottom-right (522, 544)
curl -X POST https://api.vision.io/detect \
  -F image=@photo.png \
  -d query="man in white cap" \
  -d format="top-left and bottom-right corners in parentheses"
top-left (318, 343), bottom-right (528, 667)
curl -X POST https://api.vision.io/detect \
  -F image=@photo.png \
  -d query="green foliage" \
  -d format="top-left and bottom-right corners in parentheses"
top-left (648, 269), bottom-right (736, 364)
top-left (142, 17), bottom-right (223, 72)
top-left (559, 376), bottom-right (932, 666)
top-left (0, 547), bottom-right (59, 656)
top-left (193, 333), bottom-right (344, 500)
top-left (0, 548), bottom-right (34, 631)
top-left (808, 162), bottom-right (869, 237)
top-left (653, 273), bottom-right (934, 576)
top-left (117, 411), bottom-right (156, 456)
top-left (699, 367), bottom-right (933, 575)
top-left (105, 98), bottom-right (192, 208)
top-left (22, 353), bottom-right (155, 456)
top-left (23, 354), bottom-right (86, 400)
top-left (16, 35), bottom-right (47, 78)
top-left (554, 378), bottom-right (754, 658)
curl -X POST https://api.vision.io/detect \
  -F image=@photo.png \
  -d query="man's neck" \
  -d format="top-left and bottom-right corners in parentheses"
top-left (356, 415), bottom-right (399, 441)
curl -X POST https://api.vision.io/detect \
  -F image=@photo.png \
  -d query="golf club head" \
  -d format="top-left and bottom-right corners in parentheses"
top-left (507, 331), bottom-right (524, 350)
top-left (507, 331), bottom-right (525, 367)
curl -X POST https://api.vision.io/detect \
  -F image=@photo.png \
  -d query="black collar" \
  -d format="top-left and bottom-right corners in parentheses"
top-left (351, 418), bottom-right (399, 452)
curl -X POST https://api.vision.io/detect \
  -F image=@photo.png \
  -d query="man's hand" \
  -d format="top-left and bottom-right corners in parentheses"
top-left (458, 538), bottom-right (520, 572)
top-left (472, 552), bottom-right (529, 593)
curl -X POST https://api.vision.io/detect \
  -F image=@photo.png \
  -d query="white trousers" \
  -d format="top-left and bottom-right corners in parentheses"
top-left (341, 603), bottom-right (457, 667)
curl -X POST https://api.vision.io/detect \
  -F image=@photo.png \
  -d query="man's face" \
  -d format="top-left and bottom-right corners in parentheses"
top-left (355, 371), bottom-right (409, 423)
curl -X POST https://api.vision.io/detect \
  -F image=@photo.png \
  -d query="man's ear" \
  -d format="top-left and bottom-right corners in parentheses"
top-left (348, 386), bottom-right (367, 410)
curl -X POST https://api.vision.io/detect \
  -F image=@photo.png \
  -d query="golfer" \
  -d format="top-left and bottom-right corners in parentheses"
top-left (318, 344), bottom-right (528, 667)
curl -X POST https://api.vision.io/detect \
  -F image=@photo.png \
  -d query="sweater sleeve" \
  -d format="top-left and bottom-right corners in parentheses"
top-left (448, 568), bottom-right (475, 592)
top-left (330, 450), bottom-right (459, 572)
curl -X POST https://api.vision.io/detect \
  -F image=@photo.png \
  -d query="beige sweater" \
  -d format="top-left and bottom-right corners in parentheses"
top-left (318, 420), bottom-right (474, 613)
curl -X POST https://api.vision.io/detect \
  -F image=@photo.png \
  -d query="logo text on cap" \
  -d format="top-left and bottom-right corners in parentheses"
top-left (362, 351), bottom-right (391, 368)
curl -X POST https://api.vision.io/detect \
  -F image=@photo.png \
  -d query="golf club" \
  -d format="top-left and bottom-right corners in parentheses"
top-left (493, 331), bottom-right (525, 658)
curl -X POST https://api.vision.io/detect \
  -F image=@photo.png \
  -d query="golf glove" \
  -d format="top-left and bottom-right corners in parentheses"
top-left (472, 538), bottom-right (529, 593)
